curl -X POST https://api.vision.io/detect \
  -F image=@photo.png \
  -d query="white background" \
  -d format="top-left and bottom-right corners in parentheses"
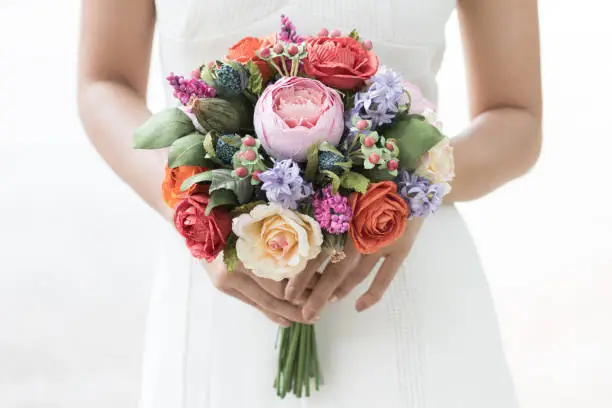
top-left (1, 1), bottom-right (611, 407)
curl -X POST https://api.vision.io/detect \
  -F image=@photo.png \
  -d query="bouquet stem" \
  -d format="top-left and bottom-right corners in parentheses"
top-left (275, 323), bottom-right (321, 398)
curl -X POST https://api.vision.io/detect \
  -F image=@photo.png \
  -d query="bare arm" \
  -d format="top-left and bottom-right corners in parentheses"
top-left (447, 0), bottom-right (542, 202)
top-left (77, 0), bottom-right (172, 220)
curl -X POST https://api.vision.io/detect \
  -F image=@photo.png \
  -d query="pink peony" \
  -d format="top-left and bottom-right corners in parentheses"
top-left (253, 77), bottom-right (345, 162)
top-left (174, 193), bottom-right (232, 262)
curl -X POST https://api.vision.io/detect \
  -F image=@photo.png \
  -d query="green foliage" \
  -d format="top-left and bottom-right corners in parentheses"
top-left (223, 233), bottom-right (239, 273)
top-left (181, 169), bottom-right (253, 203)
top-left (205, 189), bottom-right (238, 215)
top-left (133, 108), bottom-right (194, 149)
top-left (382, 113), bottom-right (444, 170)
top-left (340, 171), bottom-right (369, 194)
top-left (348, 28), bottom-right (360, 41)
top-left (245, 60), bottom-right (264, 96)
top-left (304, 143), bottom-right (319, 182)
top-left (168, 132), bottom-right (214, 168)
top-left (322, 170), bottom-right (341, 193)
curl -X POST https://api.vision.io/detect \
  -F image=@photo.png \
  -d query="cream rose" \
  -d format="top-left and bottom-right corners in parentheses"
top-left (232, 203), bottom-right (323, 280)
top-left (416, 138), bottom-right (455, 194)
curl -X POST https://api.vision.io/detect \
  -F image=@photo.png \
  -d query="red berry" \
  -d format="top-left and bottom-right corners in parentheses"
top-left (243, 150), bottom-right (256, 161)
top-left (362, 39), bottom-right (373, 51)
top-left (287, 45), bottom-right (299, 56)
top-left (330, 29), bottom-right (341, 38)
top-left (243, 135), bottom-right (255, 147)
top-left (385, 142), bottom-right (395, 151)
top-left (356, 119), bottom-right (368, 130)
top-left (368, 153), bottom-right (380, 164)
top-left (273, 43), bottom-right (285, 54)
top-left (235, 167), bottom-right (248, 178)
top-left (317, 28), bottom-right (329, 37)
top-left (236, 152), bottom-right (244, 159)
top-left (252, 170), bottom-right (262, 181)
top-left (387, 160), bottom-right (399, 171)
top-left (364, 136), bottom-right (375, 148)
top-left (259, 47), bottom-right (271, 58)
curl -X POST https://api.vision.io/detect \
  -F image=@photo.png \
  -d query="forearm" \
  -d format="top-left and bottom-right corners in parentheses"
top-left (445, 107), bottom-right (542, 202)
top-left (78, 80), bottom-right (173, 221)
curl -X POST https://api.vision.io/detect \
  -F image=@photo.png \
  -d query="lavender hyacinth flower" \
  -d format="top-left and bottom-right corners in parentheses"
top-left (353, 66), bottom-right (406, 127)
top-left (396, 170), bottom-right (445, 218)
top-left (259, 159), bottom-right (312, 209)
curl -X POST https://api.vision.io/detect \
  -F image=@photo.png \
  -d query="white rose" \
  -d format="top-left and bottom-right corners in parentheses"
top-left (416, 138), bottom-right (455, 194)
top-left (232, 203), bottom-right (323, 281)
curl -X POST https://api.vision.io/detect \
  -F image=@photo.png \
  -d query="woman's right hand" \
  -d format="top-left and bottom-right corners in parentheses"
top-left (203, 257), bottom-right (315, 327)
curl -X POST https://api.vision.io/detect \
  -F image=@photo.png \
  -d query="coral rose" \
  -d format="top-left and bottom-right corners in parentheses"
top-left (348, 181), bottom-right (410, 254)
top-left (174, 193), bottom-right (232, 262)
top-left (304, 36), bottom-right (379, 90)
top-left (253, 76), bottom-right (344, 161)
top-left (162, 165), bottom-right (207, 209)
top-left (226, 36), bottom-right (273, 82)
top-left (232, 203), bottom-right (323, 280)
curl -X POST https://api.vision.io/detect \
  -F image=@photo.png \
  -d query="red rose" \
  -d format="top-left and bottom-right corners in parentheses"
top-left (304, 36), bottom-right (379, 90)
top-left (174, 193), bottom-right (232, 262)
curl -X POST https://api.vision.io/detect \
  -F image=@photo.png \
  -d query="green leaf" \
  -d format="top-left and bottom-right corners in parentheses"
top-left (183, 169), bottom-right (253, 203)
top-left (322, 170), bottom-right (341, 193)
top-left (348, 28), bottom-right (360, 41)
top-left (381, 113), bottom-right (444, 170)
top-left (319, 141), bottom-right (344, 156)
top-left (305, 143), bottom-right (319, 182)
top-left (340, 172), bottom-right (370, 194)
top-left (203, 131), bottom-right (217, 158)
top-left (363, 167), bottom-right (396, 182)
top-left (245, 60), bottom-right (264, 95)
top-left (205, 189), bottom-right (238, 216)
top-left (168, 132), bottom-right (211, 168)
top-left (223, 233), bottom-right (239, 273)
top-left (133, 108), bottom-right (195, 149)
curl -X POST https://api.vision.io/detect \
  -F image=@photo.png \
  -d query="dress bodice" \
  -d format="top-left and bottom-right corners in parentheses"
top-left (154, 0), bottom-right (455, 104)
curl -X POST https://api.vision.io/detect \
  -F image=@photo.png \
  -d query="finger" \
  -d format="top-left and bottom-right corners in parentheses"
top-left (232, 272), bottom-right (313, 324)
top-left (332, 255), bottom-right (381, 302)
top-left (242, 269), bottom-right (287, 300)
top-left (294, 288), bottom-right (313, 306)
top-left (355, 255), bottom-right (405, 312)
top-left (285, 252), bottom-right (328, 302)
top-left (226, 289), bottom-right (292, 327)
top-left (302, 253), bottom-right (359, 320)
top-left (307, 273), bottom-right (321, 290)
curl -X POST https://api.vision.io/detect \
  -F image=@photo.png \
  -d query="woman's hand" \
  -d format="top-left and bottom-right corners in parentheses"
top-left (203, 257), bottom-right (317, 327)
top-left (286, 218), bottom-right (424, 321)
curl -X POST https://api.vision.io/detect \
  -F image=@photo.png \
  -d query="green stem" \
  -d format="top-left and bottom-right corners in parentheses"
top-left (296, 325), bottom-right (309, 397)
top-left (312, 325), bottom-right (320, 390)
top-left (268, 60), bottom-right (285, 77)
top-left (305, 325), bottom-right (312, 397)
top-left (281, 57), bottom-right (289, 76)
top-left (282, 323), bottom-right (302, 394)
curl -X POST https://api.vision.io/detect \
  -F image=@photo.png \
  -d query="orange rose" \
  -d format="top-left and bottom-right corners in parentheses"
top-left (226, 36), bottom-right (273, 82)
top-left (162, 165), bottom-right (207, 209)
top-left (348, 181), bottom-right (410, 254)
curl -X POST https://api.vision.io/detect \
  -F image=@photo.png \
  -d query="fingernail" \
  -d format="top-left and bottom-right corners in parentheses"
top-left (330, 296), bottom-right (338, 303)
top-left (355, 300), bottom-right (367, 312)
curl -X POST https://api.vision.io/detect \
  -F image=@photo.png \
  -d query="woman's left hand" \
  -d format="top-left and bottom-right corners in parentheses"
top-left (286, 217), bottom-right (425, 321)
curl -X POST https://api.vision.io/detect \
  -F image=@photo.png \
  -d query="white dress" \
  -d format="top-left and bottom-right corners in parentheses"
top-left (141, 1), bottom-right (520, 407)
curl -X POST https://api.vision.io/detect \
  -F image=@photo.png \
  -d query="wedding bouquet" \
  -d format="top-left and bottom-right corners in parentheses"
top-left (133, 15), bottom-right (454, 399)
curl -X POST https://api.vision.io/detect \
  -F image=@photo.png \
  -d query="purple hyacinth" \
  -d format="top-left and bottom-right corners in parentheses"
top-left (259, 159), bottom-right (312, 209)
top-left (167, 72), bottom-right (216, 106)
top-left (313, 186), bottom-right (352, 234)
top-left (396, 170), bottom-right (444, 218)
top-left (353, 66), bottom-right (405, 127)
top-left (278, 14), bottom-right (304, 43)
